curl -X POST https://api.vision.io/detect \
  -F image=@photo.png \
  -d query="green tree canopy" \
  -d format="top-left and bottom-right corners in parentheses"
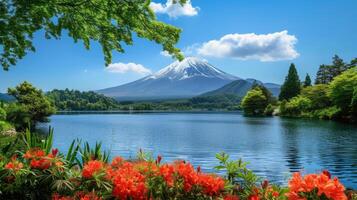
top-left (47, 89), bottom-right (120, 111)
top-left (301, 84), bottom-right (331, 110)
top-left (0, 0), bottom-right (185, 70)
top-left (303, 73), bottom-right (312, 87)
top-left (279, 63), bottom-right (301, 100)
top-left (241, 87), bottom-right (267, 116)
top-left (329, 68), bottom-right (357, 113)
top-left (315, 55), bottom-right (351, 84)
top-left (280, 96), bottom-right (312, 117)
top-left (7, 81), bottom-right (55, 129)
top-left (0, 107), bottom-right (6, 121)
top-left (351, 86), bottom-right (357, 116)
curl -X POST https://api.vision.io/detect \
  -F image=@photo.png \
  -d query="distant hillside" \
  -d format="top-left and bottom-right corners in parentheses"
top-left (201, 79), bottom-right (280, 97)
top-left (47, 89), bottom-right (120, 111)
top-left (0, 93), bottom-right (14, 102)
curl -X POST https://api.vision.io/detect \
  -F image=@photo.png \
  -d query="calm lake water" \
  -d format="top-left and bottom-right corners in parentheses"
top-left (46, 112), bottom-right (357, 189)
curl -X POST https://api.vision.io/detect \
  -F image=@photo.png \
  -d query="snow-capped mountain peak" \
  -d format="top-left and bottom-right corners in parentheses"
top-left (147, 57), bottom-right (238, 80)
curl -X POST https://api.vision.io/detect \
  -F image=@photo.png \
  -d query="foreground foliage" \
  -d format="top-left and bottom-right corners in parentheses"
top-left (0, 131), bottom-right (353, 200)
top-left (0, 0), bottom-right (185, 70)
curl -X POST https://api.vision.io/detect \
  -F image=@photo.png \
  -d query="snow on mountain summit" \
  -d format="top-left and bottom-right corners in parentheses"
top-left (98, 57), bottom-right (241, 100)
top-left (147, 57), bottom-right (238, 80)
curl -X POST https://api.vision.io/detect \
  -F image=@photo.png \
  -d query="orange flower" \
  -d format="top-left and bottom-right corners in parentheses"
top-left (111, 156), bottom-right (124, 168)
top-left (5, 160), bottom-right (23, 171)
top-left (286, 171), bottom-right (347, 200)
top-left (110, 162), bottom-right (147, 200)
top-left (159, 164), bottom-right (176, 187)
top-left (82, 160), bottom-right (105, 179)
top-left (176, 161), bottom-right (199, 192)
top-left (197, 174), bottom-right (225, 196)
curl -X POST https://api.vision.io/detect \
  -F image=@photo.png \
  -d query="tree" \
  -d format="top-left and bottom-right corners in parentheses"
top-left (332, 54), bottom-right (347, 74)
top-left (303, 73), bottom-right (312, 87)
top-left (7, 81), bottom-right (55, 129)
top-left (301, 84), bottom-right (331, 110)
top-left (315, 64), bottom-right (331, 84)
top-left (279, 63), bottom-right (301, 100)
top-left (329, 68), bottom-right (357, 113)
top-left (351, 86), bottom-right (357, 116)
top-left (349, 58), bottom-right (357, 69)
top-left (315, 55), bottom-right (349, 84)
top-left (0, 107), bottom-right (6, 121)
top-left (241, 88), bottom-right (267, 116)
top-left (0, 0), bottom-right (185, 70)
top-left (251, 81), bottom-right (274, 104)
top-left (280, 96), bottom-right (312, 117)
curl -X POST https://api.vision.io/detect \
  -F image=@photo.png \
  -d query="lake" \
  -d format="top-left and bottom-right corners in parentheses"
top-left (45, 112), bottom-right (357, 189)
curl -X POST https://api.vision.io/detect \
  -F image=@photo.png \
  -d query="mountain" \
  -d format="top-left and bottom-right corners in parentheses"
top-left (201, 79), bottom-right (280, 97)
top-left (0, 93), bottom-right (14, 102)
top-left (98, 57), bottom-right (240, 100)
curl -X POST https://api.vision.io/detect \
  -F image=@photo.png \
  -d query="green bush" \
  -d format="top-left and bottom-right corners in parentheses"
top-left (329, 68), bottom-right (357, 113)
top-left (310, 106), bottom-right (341, 120)
top-left (0, 107), bottom-right (6, 121)
top-left (280, 96), bottom-right (312, 117)
top-left (301, 84), bottom-right (331, 110)
top-left (351, 86), bottom-right (357, 116)
top-left (241, 88), bottom-right (267, 116)
top-left (264, 104), bottom-right (275, 116)
top-left (0, 121), bottom-right (12, 132)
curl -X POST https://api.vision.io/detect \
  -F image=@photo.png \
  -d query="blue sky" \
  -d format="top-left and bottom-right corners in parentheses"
top-left (1, 0), bottom-right (356, 92)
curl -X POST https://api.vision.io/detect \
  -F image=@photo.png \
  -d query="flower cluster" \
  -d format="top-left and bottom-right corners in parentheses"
top-left (52, 191), bottom-right (102, 200)
top-left (1, 146), bottom-right (353, 200)
top-left (286, 171), bottom-right (347, 200)
top-left (23, 148), bottom-right (62, 170)
top-left (4, 155), bottom-right (23, 172)
top-left (81, 156), bottom-right (227, 199)
top-left (82, 160), bottom-right (105, 179)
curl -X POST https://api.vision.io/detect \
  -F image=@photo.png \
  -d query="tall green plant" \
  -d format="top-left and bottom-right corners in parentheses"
top-left (22, 127), bottom-right (54, 154)
top-left (279, 63), bottom-right (301, 100)
top-left (78, 142), bottom-right (110, 168)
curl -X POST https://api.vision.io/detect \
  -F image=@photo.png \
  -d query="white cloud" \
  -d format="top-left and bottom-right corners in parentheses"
top-left (150, 0), bottom-right (198, 18)
top-left (194, 30), bottom-right (299, 62)
top-left (160, 51), bottom-right (171, 57)
top-left (106, 62), bottom-right (152, 75)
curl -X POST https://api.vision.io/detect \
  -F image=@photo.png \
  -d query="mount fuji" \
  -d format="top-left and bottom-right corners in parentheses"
top-left (98, 57), bottom-right (240, 100)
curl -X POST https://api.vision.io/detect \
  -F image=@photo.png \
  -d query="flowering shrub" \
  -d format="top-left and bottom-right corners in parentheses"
top-left (286, 171), bottom-right (348, 200)
top-left (0, 143), bottom-right (354, 200)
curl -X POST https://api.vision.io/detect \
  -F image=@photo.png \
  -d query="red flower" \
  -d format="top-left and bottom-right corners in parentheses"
top-left (30, 158), bottom-right (51, 169)
top-left (322, 170), bottom-right (331, 179)
top-left (286, 171), bottom-right (347, 200)
top-left (52, 148), bottom-right (59, 157)
top-left (224, 194), bottom-right (240, 200)
top-left (248, 194), bottom-right (260, 200)
top-left (176, 161), bottom-right (199, 192)
top-left (197, 174), bottom-right (225, 196)
top-left (159, 164), bottom-right (176, 187)
top-left (261, 179), bottom-right (269, 189)
top-left (5, 160), bottom-right (23, 171)
top-left (156, 155), bottom-right (162, 164)
top-left (82, 160), bottom-right (105, 179)
top-left (111, 156), bottom-right (124, 168)
top-left (110, 162), bottom-right (147, 200)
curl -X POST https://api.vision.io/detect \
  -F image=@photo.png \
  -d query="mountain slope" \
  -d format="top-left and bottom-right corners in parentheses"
top-left (0, 93), bottom-right (14, 102)
top-left (98, 57), bottom-right (240, 100)
top-left (201, 79), bottom-right (280, 97)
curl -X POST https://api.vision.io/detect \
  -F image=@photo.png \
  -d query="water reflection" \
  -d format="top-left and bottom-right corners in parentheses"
top-left (45, 113), bottom-right (357, 189)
